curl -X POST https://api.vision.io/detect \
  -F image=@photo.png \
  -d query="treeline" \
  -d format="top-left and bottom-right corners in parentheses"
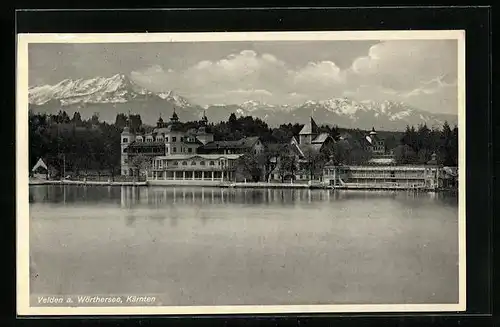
top-left (395, 122), bottom-right (458, 166)
top-left (29, 109), bottom-right (458, 177)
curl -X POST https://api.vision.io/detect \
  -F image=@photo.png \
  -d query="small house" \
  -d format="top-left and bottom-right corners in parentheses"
top-left (31, 158), bottom-right (49, 180)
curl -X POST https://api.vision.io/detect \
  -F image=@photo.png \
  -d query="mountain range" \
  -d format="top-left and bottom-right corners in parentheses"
top-left (28, 74), bottom-right (458, 131)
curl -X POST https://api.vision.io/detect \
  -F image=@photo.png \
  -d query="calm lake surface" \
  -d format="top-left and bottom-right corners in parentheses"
top-left (29, 185), bottom-right (459, 305)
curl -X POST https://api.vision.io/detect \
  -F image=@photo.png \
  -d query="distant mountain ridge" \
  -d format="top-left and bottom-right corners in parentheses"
top-left (28, 74), bottom-right (458, 131)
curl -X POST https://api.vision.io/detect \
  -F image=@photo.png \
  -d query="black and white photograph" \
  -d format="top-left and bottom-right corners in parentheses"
top-left (17, 31), bottom-right (465, 315)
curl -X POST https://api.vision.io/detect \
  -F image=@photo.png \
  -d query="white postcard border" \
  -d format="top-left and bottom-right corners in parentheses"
top-left (17, 30), bottom-right (466, 316)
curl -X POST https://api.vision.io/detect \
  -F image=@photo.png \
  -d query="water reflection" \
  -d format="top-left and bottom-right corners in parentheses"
top-left (29, 185), bottom-right (459, 305)
top-left (29, 185), bottom-right (457, 209)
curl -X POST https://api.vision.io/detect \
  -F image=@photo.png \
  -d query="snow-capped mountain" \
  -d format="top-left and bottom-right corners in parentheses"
top-left (28, 75), bottom-right (458, 131)
top-left (29, 74), bottom-right (194, 108)
top-left (241, 98), bottom-right (454, 130)
top-left (28, 74), bottom-right (200, 123)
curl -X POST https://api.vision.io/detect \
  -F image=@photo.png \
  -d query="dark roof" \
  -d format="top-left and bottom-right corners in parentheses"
top-left (200, 136), bottom-right (260, 150)
top-left (312, 133), bottom-right (332, 144)
top-left (299, 117), bottom-right (319, 135)
top-left (266, 143), bottom-right (288, 152)
top-left (298, 143), bottom-right (323, 156)
top-left (126, 141), bottom-right (165, 149)
top-left (184, 138), bottom-right (203, 145)
top-left (152, 123), bottom-right (183, 133)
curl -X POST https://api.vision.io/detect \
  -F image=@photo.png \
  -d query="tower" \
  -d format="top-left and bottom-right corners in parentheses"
top-left (170, 108), bottom-right (179, 124)
top-left (195, 110), bottom-right (214, 145)
top-left (299, 117), bottom-right (319, 145)
top-left (121, 126), bottom-right (135, 176)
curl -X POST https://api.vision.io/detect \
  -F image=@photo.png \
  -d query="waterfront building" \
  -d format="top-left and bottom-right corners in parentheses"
top-left (323, 153), bottom-right (448, 190)
top-left (149, 154), bottom-right (242, 185)
top-left (31, 158), bottom-right (49, 180)
top-left (268, 117), bottom-right (336, 181)
top-left (120, 110), bottom-right (213, 176)
top-left (122, 110), bottom-right (269, 184)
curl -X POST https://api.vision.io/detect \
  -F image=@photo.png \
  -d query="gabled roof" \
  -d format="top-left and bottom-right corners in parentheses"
top-left (299, 117), bottom-right (319, 135)
top-left (312, 133), bottom-right (332, 144)
top-left (298, 143), bottom-right (323, 157)
top-left (32, 158), bottom-right (48, 172)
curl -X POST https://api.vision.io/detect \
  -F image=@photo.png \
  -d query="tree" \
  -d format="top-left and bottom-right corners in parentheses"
top-left (331, 140), bottom-right (351, 164)
top-left (277, 154), bottom-right (298, 182)
top-left (236, 153), bottom-right (263, 182)
top-left (394, 144), bottom-right (417, 164)
top-left (114, 113), bottom-right (128, 130)
top-left (72, 112), bottom-right (83, 126)
top-left (130, 155), bottom-right (151, 179)
top-left (129, 114), bottom-right (143, 133)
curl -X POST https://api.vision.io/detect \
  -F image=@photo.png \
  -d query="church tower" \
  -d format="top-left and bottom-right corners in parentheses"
top-left (299, 117), bottom-right (319, 145)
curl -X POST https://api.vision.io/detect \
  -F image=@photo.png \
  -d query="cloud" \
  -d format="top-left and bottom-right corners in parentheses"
top-left (290, 61), bottom-right (345, 89)
top-left (349, 40), bottom-right (458, 92)
top-left (228, 89), bottom-right (273, 96)
top-left (129, 41), bottom-right (458, 114)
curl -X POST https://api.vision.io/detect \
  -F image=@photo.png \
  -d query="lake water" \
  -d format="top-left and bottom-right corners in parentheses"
top-left (28, 185), bottom-right (459, 306)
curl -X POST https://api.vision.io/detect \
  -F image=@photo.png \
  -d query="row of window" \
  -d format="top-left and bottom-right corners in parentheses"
top-left (167, 147), bottom-right (194, 154)
top-left (159, 160), bottom-right (216, 167)
top-left (123, 136), bottom-right (195, 143)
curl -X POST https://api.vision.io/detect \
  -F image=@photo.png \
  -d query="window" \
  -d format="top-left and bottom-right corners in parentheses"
top-left (200, 161), bottom-right (205, 166)
top-left (173, 147), bottom-right (177, 153)
top-left (122, 138), bottom-right (128, 143)
top-left (180, 137), bottom-right (184, 142)
top-left (174, 161), bottom-right (179, 166)
top-left (182, 161), bottom-right (187, 166)
top-left (210, 161), bottom-right (215, 166)
top-left (188, 148), bottom-right (192, 153)
top-left (165, 137), bottom-right (169, 142)
top-left (191, 161), bottom-right (196, 166)
top-left (172, 137), bottom-right (177, 142)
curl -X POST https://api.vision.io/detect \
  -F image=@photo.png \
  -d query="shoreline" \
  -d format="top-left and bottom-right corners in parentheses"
top-left (29, 179), bottom-right (147, 187)
top-left (29, 179), bottom-right (456, 192)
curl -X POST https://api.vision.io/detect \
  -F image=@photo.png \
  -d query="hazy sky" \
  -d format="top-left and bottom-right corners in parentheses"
top-left (29, 39), bottom-right (459, 114)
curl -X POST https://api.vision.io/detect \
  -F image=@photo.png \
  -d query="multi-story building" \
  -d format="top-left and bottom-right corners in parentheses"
top-left (362, 127), bottom-right (386, 155)
top-left (120, 110), bottom-right (214, 176)
top-left (268, 117), bottom-right (336, 181)
top-left (121, 110), bottom-right (266, 184)
top-left (322, 153), bottom-right (448, 190)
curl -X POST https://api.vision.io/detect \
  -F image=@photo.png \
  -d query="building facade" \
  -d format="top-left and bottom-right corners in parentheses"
top-left (120, 111), bottom-right (213, 176)
top-left (149, 154), bottom-right (242, 185)
top-left (323, 154), bottom-right (448, 190)
top-left (362, 127), bottom-right (386, 155)
top-left (121, 110), bottom-right (267, 183)
top-left (268, 117), bottom-right (336, 181)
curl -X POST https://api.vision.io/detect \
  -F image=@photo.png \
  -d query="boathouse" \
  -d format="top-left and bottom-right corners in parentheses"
top-left (31, 158), bottom-right (49, 180)
top-left (323, 153), bottom-right (446, 190)
top-left (148, 154), bottom-right (243, 185)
